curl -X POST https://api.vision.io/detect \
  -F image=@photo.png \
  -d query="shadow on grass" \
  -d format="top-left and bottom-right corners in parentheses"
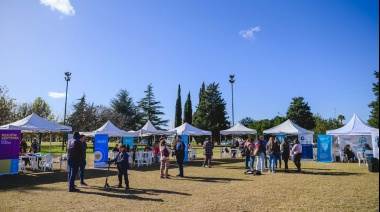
top-left (80, 189), bottom-right (164, 202)
top-left (180, 176), bottom-right (248, 183)
top-left (297, 170), bottom-right (363, 176)
top-left (0, 168), bottom-right (118, 190)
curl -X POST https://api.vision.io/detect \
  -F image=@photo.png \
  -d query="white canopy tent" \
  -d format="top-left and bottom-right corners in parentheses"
top-left (219, 123), bottom-right (257, 158)
top-left (172, 123), bottom-right (211, 136)
top-left (81, 120), bottom-right (139, 137)
top-left (0, 113), bottom-right (72, 153)
top-left (326, 114), bottom-right (378, 155)
top-left (139, 120), bottom-right (176, 136)
top-left (263, 119), bottom-right (314, 160)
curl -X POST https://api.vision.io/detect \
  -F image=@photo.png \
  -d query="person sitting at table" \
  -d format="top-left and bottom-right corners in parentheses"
top-left (19, 147), bottom-right (30, 166)
top-left (343, 144), bottom-right (355, 161)
top-left (31, 139), bottom-right (38, 153)
top-left (144, 144), bottom-right (152, 152)
top-left (112, 144), bottom-right (119, 152)
top-left (20, 139), bottom-right (28, 153)
top-left (362, 143), bottom-right (373, 153)
top-left (27, 147), bottom-right (36, 155)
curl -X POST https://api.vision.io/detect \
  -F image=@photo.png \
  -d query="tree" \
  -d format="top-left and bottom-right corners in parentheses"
top-left (0, 86), bottom-right (17, 125)
top-left (110, 89), bottom-right (141, 130)
top-left (183, 92), bottom-right (192, 124)
top-left (138, 84), bottom-right (169, 129)
top-left (14, 102), bottom-right (33, 121)
top-left (286, 96), bottom-right (316, 130)
top-left (313, 114), bottom-right (343, 141)
top-left (240, 117), bottom-right (254, 127)
top-left (368, 70), bottom-right (379, 127)
top-left (249, 119), bottom-right (272, 138)
top-left (31, 97), bottom-right (52, 120)
top-left (174, 85), bottom-right (182, 127)
top-left (193, 82), bottom-right (229, 143)
top-left (67, 94), bottom-right (97, 132)
top-left (337, 115), bottom-right (345, 124)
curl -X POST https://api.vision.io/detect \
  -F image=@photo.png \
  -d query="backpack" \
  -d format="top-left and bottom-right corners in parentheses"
top-left (245, 146), bottom-right (251, 156)
top-left (163, 146), bottom-right (169, 157)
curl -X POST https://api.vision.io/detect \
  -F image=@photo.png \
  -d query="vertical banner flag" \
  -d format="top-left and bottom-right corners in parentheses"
top-left (371, 129), bottom-right (379, 159)
top-left (276, 135), bottom-right (286, 144)
top-left (180, 135), bottom-right (189, 162)
top-left (317, 135), bottom-right (333, 162)
top-left (94, 134), bottom-right (108, 168)
top-left (0, 130), bottom-right (21, 175)
top-left (123, 137), bottom-right (134, 150)
top-left (299, 134), bottom-right (313, 160)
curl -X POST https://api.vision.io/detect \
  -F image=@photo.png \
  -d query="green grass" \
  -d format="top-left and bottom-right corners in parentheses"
top-left (1, 146), bottom-right (378, 211)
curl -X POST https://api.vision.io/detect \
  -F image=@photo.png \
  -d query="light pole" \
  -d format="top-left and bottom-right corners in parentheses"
top-left (62, 72), bottom-right (71, 150)
top-left (229, 74), bottom-right (235, 126)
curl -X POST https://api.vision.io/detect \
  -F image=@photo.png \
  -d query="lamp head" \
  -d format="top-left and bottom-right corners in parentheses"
top-left (229, 74), bottom-right (235, 83)
top-left (64, 72), bottom-right (71, 81)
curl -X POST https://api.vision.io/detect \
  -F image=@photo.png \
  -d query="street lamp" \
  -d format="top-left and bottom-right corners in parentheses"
top-left (229, 74), bottom-right (235, 126)
top-left (62, 72), bottom-right (71, 150)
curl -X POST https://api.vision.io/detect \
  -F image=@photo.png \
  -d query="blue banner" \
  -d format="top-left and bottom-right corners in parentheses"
top-left (299, 134), bottom-right (314, 160)
top-left (94, 134), bottom-right (108, 168)
top-left (276, 135), bottom-right (286, 144)
top-left (123, 137), bottom-right (134, 150)
top-left (317, 135), bottom-right (333, 163)
top-left (180, 135), bottom-right (189, 162)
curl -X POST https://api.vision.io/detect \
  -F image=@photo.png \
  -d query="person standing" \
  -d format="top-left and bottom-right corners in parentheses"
top-left (202, 138), bottom-right (214, 168)
top-left (266, 137), bottom-right (277, 173)
top-left (106, 144), bottom-right (130, 190)
top-left (246, 139), bottom-right (256, 171)
top-left (159, 138), bottom-right (171, 179)
top-left (243, 139), bottom-right (251, 169)
top-left (258, 136), bottom-right (268, 168)
top-left (281, 138), bottom-right (290, 173)
top-left (274, 137), bottom-right (281, 168)
top-left (292, 138), bottom-right (303, 172)
top-left (175, 136), bottom-right (185, 177)
top-left (67, 132), bottom-right (84, 192)
top-left (255, 139), bottom-right (266, 173)
top-left (79, 134), bottom-right (88, 186)
top-left (171, 137), bottom-right (178, 158)
top-left (31, 139), bottom-right (38, 153)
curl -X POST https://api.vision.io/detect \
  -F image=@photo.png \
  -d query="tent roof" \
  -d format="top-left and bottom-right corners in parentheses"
top-left (0, 113), bottom-right (72, 133)
top-left (220, 123), bottom-right (257, 135)
top-left (82, 120), bottom-right (139, 137)
top-left (326, 114), bottom-right (378, 135)
top-left (172, 123), bottom-right (211, 136)
top-left (263, 119), bottom-right (314, 135)
top-left (139, 120), bottom-right (176, 136)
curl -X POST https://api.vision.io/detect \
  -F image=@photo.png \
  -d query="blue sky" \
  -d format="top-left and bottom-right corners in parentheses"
top-left (0, 0), bottom-right (378, 128)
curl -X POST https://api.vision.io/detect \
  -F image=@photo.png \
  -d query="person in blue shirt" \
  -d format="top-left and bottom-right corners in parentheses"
top-left (106, 144), bottom-right (130, 190)
top-left (362, 143), bottom-right (373, 156)
top-left (260, 136), bottom-right (268, 168)
top-left (175, 136), bottom-right (185, 178)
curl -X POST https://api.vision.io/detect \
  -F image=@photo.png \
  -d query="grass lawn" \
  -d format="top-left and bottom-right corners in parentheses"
top-left (1, 143), bottom-right (378, 211)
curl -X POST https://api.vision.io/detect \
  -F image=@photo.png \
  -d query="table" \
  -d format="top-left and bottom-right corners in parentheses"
top-left (230, 149), bottom-right (240, 158)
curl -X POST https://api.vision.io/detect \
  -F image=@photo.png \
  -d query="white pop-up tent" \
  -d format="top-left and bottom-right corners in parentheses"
top-left (172, 123), bottom-right (211, 136)
top-left (263, 119), bottom-right (314, 160)
top-left (139, 120), bottom-right (176, 136)
top-left (326, 114), bottom-right (378, 154)
top-left (81, 120), bottom-right (139, 137)
top-left (219, 123), bottom-right (257, 158)
top-left (0, 113), bottom-right (72, 153)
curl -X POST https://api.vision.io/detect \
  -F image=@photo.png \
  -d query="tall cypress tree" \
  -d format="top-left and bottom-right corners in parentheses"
top-left (183, 92), bottom-right (192, 124)
top-left (175, 84), bottom-right (182, 127)
top-left (368, 70), bottom-right (379, 127)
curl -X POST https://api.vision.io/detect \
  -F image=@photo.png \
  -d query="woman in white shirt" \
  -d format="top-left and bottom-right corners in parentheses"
top-left (159, 138), bottom-right (171, 179)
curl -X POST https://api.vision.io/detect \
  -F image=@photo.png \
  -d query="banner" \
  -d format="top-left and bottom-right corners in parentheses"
top-left (337, 135), bottom-right (372, 153)
top-left (180, 135), bottom-right (189, 162)
top-left (371, 129), bottom-right (379, 159)
top-left (298, 134), bottom-right (313, 160)
top-left (123, 137), bottom-right (134, 150)
top-left (0, 130), bottom-right (21, 175)
top-left (94, 134), bottom-right (108, 168)
top-left (317, 135), bottom-right (333, 162)
top-left (276, 135), bottom-right (286, 144)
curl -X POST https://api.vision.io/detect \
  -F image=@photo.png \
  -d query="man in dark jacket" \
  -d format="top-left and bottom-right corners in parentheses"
top-left (79, 134), bottom-right (88, 186)
top-left (202, 138), bottom-right (214, 167)
top-left (107, 144), bottom-right (130, 190)
top-left (67, 132), bottom-right (84, 192)
top-left (175, 136), bottom-right (185, 178)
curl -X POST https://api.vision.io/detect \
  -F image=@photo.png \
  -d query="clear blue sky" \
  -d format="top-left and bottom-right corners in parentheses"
top-left (0, 0), bottom-right (378, 129)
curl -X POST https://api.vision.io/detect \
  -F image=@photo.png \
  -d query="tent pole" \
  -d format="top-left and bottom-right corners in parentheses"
top-left (220, 134), bottom-right (222, 158)
top-left (49, 133), bottom-right (52, 154)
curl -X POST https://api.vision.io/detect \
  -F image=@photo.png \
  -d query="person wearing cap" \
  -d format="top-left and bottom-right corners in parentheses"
top-left (175, 136), bottom-right (185, 178)
top-left (67, 131), bottom-right (84, 192)
top-left (106, 144), bottom-right (130, 190)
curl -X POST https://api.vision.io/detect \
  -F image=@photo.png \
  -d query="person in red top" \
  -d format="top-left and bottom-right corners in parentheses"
top-left (153, 143), bottom-right (160, 163)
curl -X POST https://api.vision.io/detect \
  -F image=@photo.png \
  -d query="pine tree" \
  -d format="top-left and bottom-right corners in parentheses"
top-left (67, 94), bottom-right (97, 132)
top-left (110, 89), bottom-right (141, 130)
top-left (183, 92), bottom-right (193, 124)
top-left (193, 82), bottom-right (229, 141)
top-left (286, 96), bottom-right (316, 130)
top-left (174, 84), bottom-right (182, 127)
top-left (138, 84), bottom-right (169, 129)
top-left (368, 70), bottom-right (379, 127)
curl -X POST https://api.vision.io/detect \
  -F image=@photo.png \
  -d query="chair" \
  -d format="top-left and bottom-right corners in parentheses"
top-left (128, 153), bottom-right (134, 167)
top-left (338, 150), bottom-right (348, 163)
top-left (29, 156), bottom-right (38, 170)
top-left (145, 151), bottom-right (153, 166)
top-left (190, 149), bottom-right (197, 160)
top-left (356, 152), bottom-right (367, 166)
top-left (134, 151), bottom-right (144, 167)
top-left (42, 155), bottom-right (55, 171)
top-left (59, 154), bottom-right (68, 170)
top-left (18, 159), bottom-right (26, 172)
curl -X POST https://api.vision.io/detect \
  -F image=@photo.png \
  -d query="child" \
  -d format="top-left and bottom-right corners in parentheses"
top-left (106, 144), bottom-right (130, 190)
